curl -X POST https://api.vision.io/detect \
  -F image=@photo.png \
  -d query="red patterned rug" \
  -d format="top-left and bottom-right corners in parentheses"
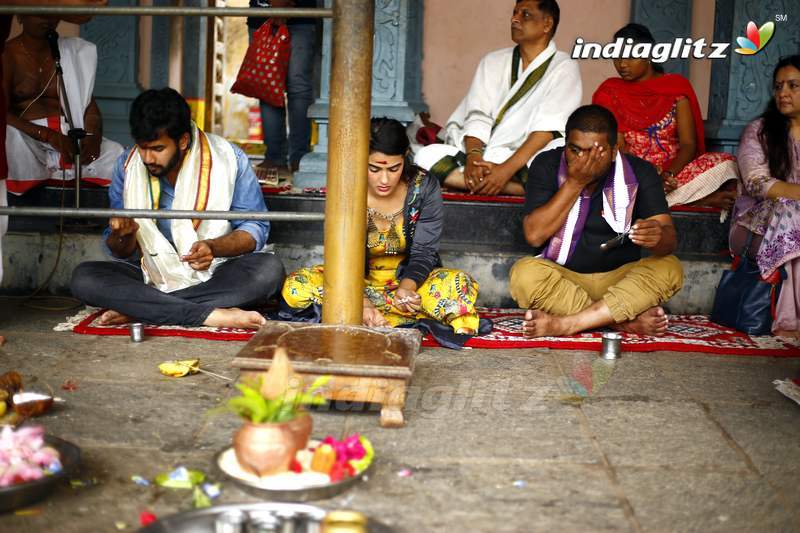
top-left (55, 308), bottom-right (256, 341)
top-left (422, 309), bottom-right (800, 356)
top-left (55, 308), bottom-right (800, 356)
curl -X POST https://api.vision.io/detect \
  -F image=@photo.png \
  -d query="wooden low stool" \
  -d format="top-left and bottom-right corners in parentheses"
top-left (231, 322), bottom-right (420, 428)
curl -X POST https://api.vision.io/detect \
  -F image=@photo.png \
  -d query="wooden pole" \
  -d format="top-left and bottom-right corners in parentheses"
top-left (322, 0), bottom-right (374, 325)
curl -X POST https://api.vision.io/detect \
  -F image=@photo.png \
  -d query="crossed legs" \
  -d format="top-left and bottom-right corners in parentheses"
top-left (71, 253), bottom-right (286, 328)
top-left (509, 255), bottom-right (684, 337)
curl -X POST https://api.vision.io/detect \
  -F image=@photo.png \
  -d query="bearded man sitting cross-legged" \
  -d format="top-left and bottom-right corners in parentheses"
top-left (71, 88), bottom-right (286, 329)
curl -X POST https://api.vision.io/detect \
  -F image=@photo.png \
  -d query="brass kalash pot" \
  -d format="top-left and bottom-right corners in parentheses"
top-left (233, 411), bottom-right (312, 477)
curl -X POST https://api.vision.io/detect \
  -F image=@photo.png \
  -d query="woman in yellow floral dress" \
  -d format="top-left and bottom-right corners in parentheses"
top-left (282, 118), bottom-right (480, 334)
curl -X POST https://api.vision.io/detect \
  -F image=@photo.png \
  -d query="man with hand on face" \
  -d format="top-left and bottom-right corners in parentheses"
top-left (414, 0), bottom-right (581, 196)
top-left (71, 88), bottom-right (286, 329)
top-left (510, 105), bottom-right (684, 338)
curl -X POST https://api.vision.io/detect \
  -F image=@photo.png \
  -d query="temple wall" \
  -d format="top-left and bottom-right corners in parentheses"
top-left (421, 0), bottom-right (716, 124)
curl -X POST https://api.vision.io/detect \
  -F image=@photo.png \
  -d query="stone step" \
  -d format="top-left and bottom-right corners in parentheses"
top-left (3, 188), bottom-right (732, 313)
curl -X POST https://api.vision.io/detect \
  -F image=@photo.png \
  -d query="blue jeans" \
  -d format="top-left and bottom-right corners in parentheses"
top-left (250, 24), bottom-right (316, 168)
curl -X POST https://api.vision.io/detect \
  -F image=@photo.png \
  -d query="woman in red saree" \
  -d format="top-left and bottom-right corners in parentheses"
top-left (592, 24), bottom-right (738, 211)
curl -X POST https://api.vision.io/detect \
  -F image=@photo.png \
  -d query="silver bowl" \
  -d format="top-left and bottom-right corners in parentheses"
top-left (139, 502), bottom-right (393, 532)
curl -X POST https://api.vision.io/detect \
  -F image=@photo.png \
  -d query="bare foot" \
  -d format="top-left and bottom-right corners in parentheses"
top-left (0, 335), bottom-right (5, 347)
top-left (522, 309), bottom-right (571, 338)
top-left (442, 168), bottom-right (467, 191)
top-left (97, 310), bottom-right (133, 326)
top-left (615, 307), bottom-right (669, 336)
top-left (775, 329), bottom-right (800, 339)
top-left (694, 189), bottom-right (737, 210)
top-left (203, 308), bottom-right (266, 329)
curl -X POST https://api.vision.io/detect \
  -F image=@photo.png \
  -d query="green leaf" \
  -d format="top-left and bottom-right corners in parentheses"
top-left (235, 384), bottom-right (269, 422)
top-left (306, 375), bottom-right (331, 394)
top-left (223, 375), bottom-right (331, 423)
top-left (154, 468), bottom-right (205, 490)
top-left (226, 396), bottom-right (266, 423)
top-left (350, 436), bottom-right (374, 473)
top-left (187, 470), bottom-right (206, 486)
top-left (192, 485), bottom-right (211, 509)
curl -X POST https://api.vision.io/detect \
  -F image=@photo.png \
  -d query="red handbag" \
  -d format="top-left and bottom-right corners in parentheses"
top-left (231, 21), bottom-right (291, 107)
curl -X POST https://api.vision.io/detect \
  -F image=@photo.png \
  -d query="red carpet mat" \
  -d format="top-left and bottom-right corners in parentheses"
top-left (55, 308), bottom-right (256, 341)
top-left (422, 309), bottom-right (800, 356)
top-left (56, 308), bottom-right (800, 356)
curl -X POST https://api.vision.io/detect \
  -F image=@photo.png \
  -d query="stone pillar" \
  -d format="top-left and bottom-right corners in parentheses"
top-left (705, 0), bottom-right (800, 153)
top-left (149, 0), bottom-right (171, 89)
top-left (182, 0), bottom-right (209, 129)
top-left (294, 0), bottom-right (426, 189)
top-left (80, 0), bottom-right (142, 146)
top-left (630, 0), bottom-right (693, 77)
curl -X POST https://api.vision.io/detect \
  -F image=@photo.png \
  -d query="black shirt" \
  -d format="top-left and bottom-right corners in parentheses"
top-left (248, 0), bottom-right (318, 28)
top-left (523, 147), bottom-right (669, 274)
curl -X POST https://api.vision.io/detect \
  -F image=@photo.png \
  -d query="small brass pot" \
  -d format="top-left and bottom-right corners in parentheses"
top-left (233, 414), bottom-right (313, 477)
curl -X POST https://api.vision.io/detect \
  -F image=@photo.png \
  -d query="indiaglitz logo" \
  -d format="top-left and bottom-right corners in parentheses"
top-left (734, 21), bottom-right (775, 55)
top-left (572, 18), bottom-right (781, 62)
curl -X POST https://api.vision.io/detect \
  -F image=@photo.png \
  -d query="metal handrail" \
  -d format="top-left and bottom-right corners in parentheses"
top-left (0, 206), bottom-right (324, 222)
top-left (0, 6), bottom-right (331, 18)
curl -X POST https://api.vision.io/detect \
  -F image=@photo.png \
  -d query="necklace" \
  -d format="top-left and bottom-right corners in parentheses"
top-left (366, 207), bottom-right (404, 254)
top-left (367, 207), bottom-right (403, 224)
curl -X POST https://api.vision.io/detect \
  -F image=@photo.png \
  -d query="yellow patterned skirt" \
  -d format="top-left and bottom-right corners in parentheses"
top-left (281, 263), bottom-right (480, 332)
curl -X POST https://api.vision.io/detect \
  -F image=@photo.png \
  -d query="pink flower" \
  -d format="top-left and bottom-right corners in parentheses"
top-left (321, 434), bottom-right (366, 464)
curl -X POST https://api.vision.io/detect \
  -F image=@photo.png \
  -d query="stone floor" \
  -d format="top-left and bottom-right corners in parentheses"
top-left (0, 297), bottom-right (799, 532)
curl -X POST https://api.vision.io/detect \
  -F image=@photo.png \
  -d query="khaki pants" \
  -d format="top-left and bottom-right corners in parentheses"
top-left (509, 255), bottom-right (684, 323)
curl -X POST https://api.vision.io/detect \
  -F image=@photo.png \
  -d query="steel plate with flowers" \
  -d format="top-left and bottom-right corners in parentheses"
top-left (216, 433), bottom-right (374, 501)
top-left (0, 426), bottom-right (81, 513)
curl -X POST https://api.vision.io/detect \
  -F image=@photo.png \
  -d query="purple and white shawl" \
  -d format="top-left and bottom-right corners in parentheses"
top-left (542, 152), bottom-right (639, 265)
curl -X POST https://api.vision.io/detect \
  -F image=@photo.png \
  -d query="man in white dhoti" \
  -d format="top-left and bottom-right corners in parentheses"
top-left (3, 15), bottom-right (123, 195)
top-left (71, 89), bottom-right (286, 328)
top-left (414, 0), bottom-right (581, 196)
